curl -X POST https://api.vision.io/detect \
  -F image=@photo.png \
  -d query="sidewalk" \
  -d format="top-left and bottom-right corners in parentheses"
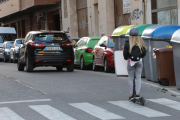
top-left (141, 78), bottom-right (180, 98)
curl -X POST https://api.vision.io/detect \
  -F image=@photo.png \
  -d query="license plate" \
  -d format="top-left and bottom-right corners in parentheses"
top-left (46, 47), bottom-right (61, 50)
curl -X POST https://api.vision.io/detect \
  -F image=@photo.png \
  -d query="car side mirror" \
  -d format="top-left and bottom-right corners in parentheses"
top-left (100, 43), bottom-right (106, 47)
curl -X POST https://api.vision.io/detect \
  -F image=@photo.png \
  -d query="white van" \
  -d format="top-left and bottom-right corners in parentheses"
top-left (0, 27), bottom-right (17, 47)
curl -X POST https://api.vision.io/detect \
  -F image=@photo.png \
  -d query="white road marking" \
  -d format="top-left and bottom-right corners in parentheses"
top-left (0, 99), bottom-right (51, 105)
top-left (0, 107), bottom-right (25, 120)
top-left (29, 105), bottom-right (76, 120)
top-left (108, 101), bottom-right (170, 117)
top-left (148, 98), bottom-right (180, 110)
top-left (69, 102), bottom-right (125, 120)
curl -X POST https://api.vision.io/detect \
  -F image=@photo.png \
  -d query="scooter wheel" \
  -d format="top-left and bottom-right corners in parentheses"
top-left (140, 97), bottom-right (145, 106)
top-left (133, 98), bottom-right (136, 103)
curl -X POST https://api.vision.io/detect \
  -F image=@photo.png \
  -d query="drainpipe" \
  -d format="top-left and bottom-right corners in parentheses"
top-left (142, 0), bottom-right (145, 24)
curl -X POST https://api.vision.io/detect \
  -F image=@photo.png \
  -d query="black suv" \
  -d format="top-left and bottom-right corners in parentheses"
top-left (17, 31), bottom-right (74, 72)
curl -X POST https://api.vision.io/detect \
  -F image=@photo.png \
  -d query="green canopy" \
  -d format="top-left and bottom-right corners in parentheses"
top-left (126, 24), bottom-right (155, 36)
top-left (112, 25), bottom-right (135, 36)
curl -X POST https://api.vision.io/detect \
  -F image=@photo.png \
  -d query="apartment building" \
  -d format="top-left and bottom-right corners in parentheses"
top-left (0, 0), bottom-right (180, 38)
top-left (0, 0), bottom-right (61, 38)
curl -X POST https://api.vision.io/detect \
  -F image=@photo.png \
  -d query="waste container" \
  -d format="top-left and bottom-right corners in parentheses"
top-left (112, 25), bottom-right (135, 51)
top-left (141, 25), bottom-right (180, 82)
top-left (154, 48), bottom-right (176, 86)
top-left (112, 25), bottom-right (135, 76)
top-left (126, 24), bottom-right (155, 78)
top-left (171, 29), bottom-right (180, 89)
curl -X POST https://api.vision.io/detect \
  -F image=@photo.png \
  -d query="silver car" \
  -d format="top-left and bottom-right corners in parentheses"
top-left (0, 41), bottom-right (14, 62)
top-left (9, 38), bottom-right (24, 63)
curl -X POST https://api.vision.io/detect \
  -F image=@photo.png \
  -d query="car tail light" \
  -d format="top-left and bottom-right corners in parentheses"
top-left (67, 60), bottom-right (71, 61)
top-left (62, 42), bottom-right (72, 47)
top-left (29, 42), bottom-right (44, 47)
top-left (86, 48), bottom-right (93, 53)
top-left (35, 60), bottom-right (40, 62)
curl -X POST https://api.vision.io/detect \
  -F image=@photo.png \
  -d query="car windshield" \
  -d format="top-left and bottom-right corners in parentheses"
top-left (15, 40), bottom-right (22, 47)
top-left (6, 42), bottom-right (13, 49)
top-left (108, 38), bottom-right (114, 48)
top-left (35, 33), bottom-right (68, 42)
top-left (0, 34), bottom-right (17, 41)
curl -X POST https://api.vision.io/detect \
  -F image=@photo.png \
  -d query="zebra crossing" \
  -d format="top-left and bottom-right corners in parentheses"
top-left (0, 98), bottom-right (180, 120)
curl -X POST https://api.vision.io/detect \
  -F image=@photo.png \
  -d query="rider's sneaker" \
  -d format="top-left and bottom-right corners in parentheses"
top-left (135, 95), bottom-right (140, 98)
top-left (129, 96), bottom-right (134, 101)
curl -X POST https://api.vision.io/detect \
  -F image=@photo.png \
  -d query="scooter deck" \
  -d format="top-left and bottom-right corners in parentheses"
top-left (129, 97), bottom-right (146, 106)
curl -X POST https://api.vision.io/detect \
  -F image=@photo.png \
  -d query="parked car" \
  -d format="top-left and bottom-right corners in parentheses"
top-left (93, 36), bottom-right (114, 72)
top-left (9, 38), bottom-right (24, 63)
top-left (0, 41), bottom-right (14, 62)
top-left (74, 37), bottom-right (100, 69)
top-left (17, 30), bottom-right (74, 72)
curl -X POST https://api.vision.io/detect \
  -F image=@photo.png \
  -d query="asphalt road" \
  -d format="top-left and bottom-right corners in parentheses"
top-left (0, 62), bottom-right (180, 120)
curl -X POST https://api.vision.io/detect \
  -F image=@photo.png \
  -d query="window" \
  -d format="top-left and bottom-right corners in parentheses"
top-left (5, 42), bottom-right (13, 49)
top-left (151, 0), bottom-right (178, 25)
top-left (34, 33), bottom-right (68, 42)
top-left (98, 37), bottom-right (105, 45)
top-left (108, 38), bottom-right (114, 48)
top-left (75, 38), bottom-right (83, 47)
top-left (80, 38), bottom-right (87, 46)
top-left (0, 0), bottom-right (8, 4)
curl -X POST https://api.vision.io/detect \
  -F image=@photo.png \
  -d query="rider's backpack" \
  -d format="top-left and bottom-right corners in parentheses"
top-left (130, 45), bottom-right (145, 61)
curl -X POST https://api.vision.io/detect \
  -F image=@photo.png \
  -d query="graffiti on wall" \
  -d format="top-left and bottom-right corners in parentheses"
top-left (131, 8), bottom-right (144, 20)
top-left (79, 20), bottom-right (87, 30)
top-left (116, 15), bottom-right (131, 26)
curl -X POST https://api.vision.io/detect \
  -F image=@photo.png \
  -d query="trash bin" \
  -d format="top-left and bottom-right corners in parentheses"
top-left (112, 25), bottom-right (135, 76)
top-left (141, 25), bottom-right (180, 82)
top-left (112, 25), bottom-right (135, 51)
top-left (154, 48), bottom-right (176, 86)
top-left (126, 24), bottom-right (155, 78)
top-left (171, 29), bottom-right (180, 89)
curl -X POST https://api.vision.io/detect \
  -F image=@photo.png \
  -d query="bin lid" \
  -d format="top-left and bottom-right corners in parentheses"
top-left (141, 25), bottom-right (180, 40)
top-left (126, 24), bottom-right (155, 37)
top-left (112, 25), bottom-right (135, 37)
top-left (154, 48), bottom-right (173, 53)
top-left (171, 29), bottom-right (180, 44)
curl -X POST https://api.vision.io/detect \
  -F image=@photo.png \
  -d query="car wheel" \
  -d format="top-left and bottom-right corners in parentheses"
top-left (93, 58), bottom-right (99, 71)
top-left (17, 58), bottom-right (24, 71)
top-left (0, 59), bottom-right (3, 62)
top-left (3, 54), bottom-right (7, 62)
top-left (26, 56), bottom-right (33, 72)
top-left (67, 63), bottom-right (74, 72)
top-left (13, 54), bottom-right (17, 63)
top-left (104, 58), bottom-right (111, 73)
top-left (9, 54), bottom-right (12, 63)
top-left (80, 56), bottom-right (85, 70)
top-left (56, 66), bottom-right (63, 71)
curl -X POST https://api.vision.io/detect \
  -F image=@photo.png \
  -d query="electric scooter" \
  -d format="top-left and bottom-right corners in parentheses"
top-left (129, 75), bottom-right (145, 106)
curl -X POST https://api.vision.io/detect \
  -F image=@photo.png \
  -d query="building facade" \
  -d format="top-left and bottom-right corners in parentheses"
top-left (0, 0), bottom-right (61, 38)
top-left (0, 0), bottom-right (179, 38)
